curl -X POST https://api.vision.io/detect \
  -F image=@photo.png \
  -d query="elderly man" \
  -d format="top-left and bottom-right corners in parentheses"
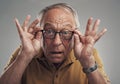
top-left (0, 3), bottom-right (110, 84)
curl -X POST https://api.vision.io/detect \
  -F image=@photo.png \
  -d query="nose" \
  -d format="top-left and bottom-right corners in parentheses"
top-left (53, 33), bottom-right (62, 46)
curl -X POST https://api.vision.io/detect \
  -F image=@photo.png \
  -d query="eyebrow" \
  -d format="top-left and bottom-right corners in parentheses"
top-left (62, 24), bottom-right (73, 29)
top-left (43, 23), bottom-right (55, 30)
top-left (44, 23), bottom-right (52, 27)
top-left (44, 23), bottom-right (73, 29)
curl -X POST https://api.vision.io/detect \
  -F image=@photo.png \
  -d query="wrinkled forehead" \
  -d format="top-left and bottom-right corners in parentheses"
top-left (41, 8), bottom-right (76, 28)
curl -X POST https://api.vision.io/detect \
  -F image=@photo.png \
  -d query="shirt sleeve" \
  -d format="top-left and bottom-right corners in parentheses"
top-left (93, 49), bottom-right (111, 83)
top-left (4, 46), bottom-right (21, 70)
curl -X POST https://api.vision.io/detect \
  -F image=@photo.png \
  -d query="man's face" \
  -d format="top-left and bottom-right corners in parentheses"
top-left (41, 8), bottom-right (76, 63)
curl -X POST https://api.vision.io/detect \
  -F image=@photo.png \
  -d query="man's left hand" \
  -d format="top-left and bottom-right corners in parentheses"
top-left (73, 17), bottom-right (107, 68)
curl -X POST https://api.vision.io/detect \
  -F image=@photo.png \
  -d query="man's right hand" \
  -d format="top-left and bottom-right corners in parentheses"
top-left (14, 15), bottom-right (42, 60)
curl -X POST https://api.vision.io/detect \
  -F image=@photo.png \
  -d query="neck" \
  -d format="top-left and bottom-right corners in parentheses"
top-left (53, 62), bottom-right (64, 69)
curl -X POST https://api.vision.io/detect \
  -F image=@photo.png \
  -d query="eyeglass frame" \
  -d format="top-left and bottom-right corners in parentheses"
top-left (39, 28), bottom-right (75, 40)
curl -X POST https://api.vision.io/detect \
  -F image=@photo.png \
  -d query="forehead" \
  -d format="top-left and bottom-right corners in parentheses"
top-left (42, 8), bottom-right (76, 28)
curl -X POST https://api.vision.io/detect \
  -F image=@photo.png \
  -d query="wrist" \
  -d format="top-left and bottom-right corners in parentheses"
top-left (17, 51), bottom-right (34, 64)
top-left (79, 55), bottom-right (95, 68)
top-left (82, 61), bottom-right (98, 74)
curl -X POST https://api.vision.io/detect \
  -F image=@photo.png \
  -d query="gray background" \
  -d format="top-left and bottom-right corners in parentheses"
top-left (0, 0), bottom-right (120, 83)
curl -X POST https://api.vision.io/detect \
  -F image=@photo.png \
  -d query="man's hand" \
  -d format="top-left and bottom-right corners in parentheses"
top-left (73, 17), bottom-right (107, 68)
top-left (14, 15), bottom-right (42, 59)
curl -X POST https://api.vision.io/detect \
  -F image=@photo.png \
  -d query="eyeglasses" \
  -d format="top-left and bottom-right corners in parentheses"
top-left (40, 29), bottom-right (74, 40)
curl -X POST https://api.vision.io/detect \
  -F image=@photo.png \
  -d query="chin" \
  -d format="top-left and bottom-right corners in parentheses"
top-left (50, 58), bottom-right (64, 63)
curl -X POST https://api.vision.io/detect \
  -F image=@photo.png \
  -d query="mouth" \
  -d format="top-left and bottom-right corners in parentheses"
top-left (50, 51), bottom-right (63, 54)
top-left (48, 51), bottom-right (64, 63)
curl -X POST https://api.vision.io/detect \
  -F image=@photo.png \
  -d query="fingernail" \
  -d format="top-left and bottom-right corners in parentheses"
top-left (104, 28), bottom-right (107, 32)
top-left (14, 17), bottom-right (18, 22)
top-left (28, 15), bottom-right (31, 18)
top-left (97, 19), bottom-right (101, 23)
top-left (90, 17), bottom-right (93, 20)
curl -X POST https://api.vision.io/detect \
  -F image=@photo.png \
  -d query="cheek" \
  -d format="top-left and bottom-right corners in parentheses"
top-left (44, 39), bottom-right (51, 50)
top-left (63, 40), bottom-right (70, 48)
top-left (62, 39), bottom-right (74, 53)
top-left (42, 39), bottom-right (52, 57)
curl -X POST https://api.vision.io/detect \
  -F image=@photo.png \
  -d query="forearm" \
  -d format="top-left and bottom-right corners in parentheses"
top-left (0, 52), bottom-right (32, 84)
top-left (79, 55), bottom-right (110, 84)
top-left (87, 68), bottom-right (110, 84)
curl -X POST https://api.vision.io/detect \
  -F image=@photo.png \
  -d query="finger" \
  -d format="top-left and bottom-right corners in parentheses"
top-left (74, 34), bottom-right (81, 46)
top-left (85, 17), bottom-right (93, 36)
top-left (74, 29), bottom-right (83, 36)
top-left (30, 26), bottom-right (42, 36)
top-left (74, 29), bottom-right (86, 43)
top-left (92, 19), bottom-right (100, 32)
top-left (14, 18), bottom-right (23, 37)
top-left (22, 15), bottom-right (31, 31)
top-left (28, 18), bottom-right (40, 33)
top-left (35, 31), bottom-right (42, 40)
top-left (95, 28), bottom-right (107, 42)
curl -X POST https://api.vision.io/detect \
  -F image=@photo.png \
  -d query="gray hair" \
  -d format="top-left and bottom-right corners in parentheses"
top-left (38, 3), bottom-right (80, 28)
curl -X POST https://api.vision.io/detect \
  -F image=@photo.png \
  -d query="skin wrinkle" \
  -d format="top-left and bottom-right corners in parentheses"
top-left (0, 3), bottom-right (110, 84)
top-left (42, 7), bottom-right (76, 28)
top-left (41, 8), bottom-right (76, 64)
top-left (43, 17), bottom-right (74, 30)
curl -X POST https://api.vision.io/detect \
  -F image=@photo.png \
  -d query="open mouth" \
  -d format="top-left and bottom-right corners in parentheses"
top-left (49, 51), bottom-right (64, 62)
top-left (51, 51), bottom-right (63, 54)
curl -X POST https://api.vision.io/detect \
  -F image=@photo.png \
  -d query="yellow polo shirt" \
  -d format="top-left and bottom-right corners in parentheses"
top-left (5, 47), bottom-right (110, 84)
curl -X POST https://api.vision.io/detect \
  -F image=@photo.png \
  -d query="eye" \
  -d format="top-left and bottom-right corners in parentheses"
top-left (61, 30), bottom-right (72, 36)
top-left (44, 29), bottom-right (55, 35)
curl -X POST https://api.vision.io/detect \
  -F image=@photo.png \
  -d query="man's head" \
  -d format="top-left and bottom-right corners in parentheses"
top-left (39, 3), bottom-right (80, 64)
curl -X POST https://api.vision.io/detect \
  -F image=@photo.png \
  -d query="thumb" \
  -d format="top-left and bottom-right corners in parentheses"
top-left (74, 34), bottom-right (80, 47)
top-left (74, 34), bottom-right (82, 59)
